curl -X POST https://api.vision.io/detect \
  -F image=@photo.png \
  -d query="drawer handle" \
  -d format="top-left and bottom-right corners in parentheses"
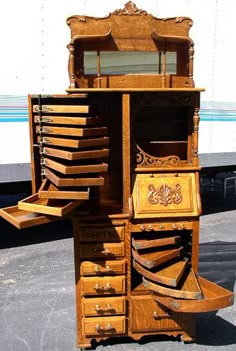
top-left (101, 248), bottom-right (111, 255)
top-left (153, 311), bottom-right (171, 319)
top-left (94, 265), bottom-right (112, 273)
top-left (95, 323), bottom-right (113, 331)
top-left (43, 127), bottom-right (53, 134)
top-left (93, 248), bottom-right (111, 255)
top-left (94, 265), bottom-right (100, 272)
top-left (94, 283), bottom-right (112, 291)
top-left (95, 303), bottom-right (113, 312)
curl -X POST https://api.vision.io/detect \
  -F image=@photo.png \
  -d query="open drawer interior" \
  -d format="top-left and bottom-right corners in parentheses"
top-left (153, 275), bottom-right (234, 313)
top-left (0, 205), bottom-right (57, 229)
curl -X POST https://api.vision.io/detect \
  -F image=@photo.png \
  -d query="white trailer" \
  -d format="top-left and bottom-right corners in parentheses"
top-left (0, 0), bottom-right (236, 182)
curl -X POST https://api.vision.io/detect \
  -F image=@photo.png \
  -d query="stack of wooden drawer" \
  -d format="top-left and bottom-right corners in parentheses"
top-left (74, 220), bottom-right (127, 344)
top-left (33, 96), bottom-right (109, 200)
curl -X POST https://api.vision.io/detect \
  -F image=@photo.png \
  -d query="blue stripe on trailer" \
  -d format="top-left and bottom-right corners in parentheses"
top-left (0, 95), bottom-right (28, 122)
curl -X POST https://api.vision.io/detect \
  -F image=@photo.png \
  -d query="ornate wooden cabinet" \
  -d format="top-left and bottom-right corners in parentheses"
top-left (0, 2), bottom-right (234, 350)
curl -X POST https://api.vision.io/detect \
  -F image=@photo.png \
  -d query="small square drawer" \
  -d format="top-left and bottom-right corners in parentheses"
top-left (79, 243), bottom-right (125, 258)
top-left (83, 316), bottom-right (126, 336)
top-left (79, 226), bottom-right (124, 241)
top-left (82, 296), bottom-right (126, 316)
top-left (81, 276), bottom-right (126, 296)
top-left (131, 295), bottom-right (192, 332)
top-left (80, 260), bottom-right (126, 276)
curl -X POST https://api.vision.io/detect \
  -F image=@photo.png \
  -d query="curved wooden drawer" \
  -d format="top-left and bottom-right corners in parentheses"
top-left (83, 316), bottom-right (126, 336)
top-left (80, 260), bottom-right (126, 276)
top-left (83, 296), bottom-right (126, 316)
top-left (133, 258), bottom-right (188, 287)
top-left (81, 275), bottom-right (126, 295)
top-left (143, 269), bottom-right (203, 300)
top-left (132, 247), bottom-right (182, 269)
top-left (153, 276), bottom-right (234, 313)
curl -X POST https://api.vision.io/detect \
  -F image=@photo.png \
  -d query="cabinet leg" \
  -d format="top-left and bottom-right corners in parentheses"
top-left (181, 333), bottom-right (195, 343)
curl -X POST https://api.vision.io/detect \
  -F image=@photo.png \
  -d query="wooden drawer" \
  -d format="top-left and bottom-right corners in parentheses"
top-left (80, 260), bottom-right (126, 276)
top-left (36, 125), bottom-right (108, 137)
top-left (18, 193), bottom-right (81, 217)
top-left (83, 316), bottom-right (126, 336)
top-left (79, 243), bottom-right (124, 258)
top-left (79, 226), bottom-right (125, 241)
top-left (131, 221), bottom-right (193, 232)
top-left (82, 296), bottom-right (126, 316)
top-left (81, 276), bottom-right (126, 295)
top-left (131, 295), bottom-right (192, 332)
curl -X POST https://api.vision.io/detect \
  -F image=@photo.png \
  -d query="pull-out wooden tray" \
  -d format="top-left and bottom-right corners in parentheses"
top-left (143, 268), bottom-right (203, 300)
top-left (38, 136), bottom-right (110, 149)
top-left (34, 115), bottom-right (101, 125)
top-left (45, 168), bottom-right (104, 187)
top-left (33, 104), bottom-right (92, 114)
top-left (153, 276), bottom-right (234, 313)
top-left (18, 193), bottom-right (82, 216)
top-left (44, 158), bottom-right (108, 175)
top-left (43, 147), bottom-right (109, 161)
top-left (133, 258), bottom-right (188, 287)
top-left (132, 236), bottom-right (181, 250)
top-left (132, 247), bottom-right (182, 269)
top-left (38, 179), bottom-right (90, 200)
top-left (0, 205), bottom-right (57, 229)
top-left (133, 173), bottom-right (200, 218)
top-left (36, 125), bottom-right (108, 137)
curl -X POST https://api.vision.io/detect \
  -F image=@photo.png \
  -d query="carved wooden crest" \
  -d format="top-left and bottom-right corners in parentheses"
top-left (148, 183), bottom-right (183, 207)
top-left (114, 1), bottom-right (148, 16)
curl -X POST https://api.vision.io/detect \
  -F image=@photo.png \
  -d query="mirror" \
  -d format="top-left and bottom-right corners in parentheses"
top-left (84, 51), bottom-right (177, 75)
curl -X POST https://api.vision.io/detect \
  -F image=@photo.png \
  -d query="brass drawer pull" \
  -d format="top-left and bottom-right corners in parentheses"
top-left (94, 265), bottom-right (100, 272)
top-left (94, 303), bottom-right (112, 312)
top-left (93, 248), bottom-right (111, 255)
top-left (153, 311), bottom-right (171, 319)
top-left (43, 127), bottom-right (53, 134)
top-left (94, 265), bottom-right (112, 273)
top-left (94, 283), bottom-right (112, 291)
top-left (101, 248), bottom-right (111, 255)
top-left (95, 323), bottom-right (113, 331)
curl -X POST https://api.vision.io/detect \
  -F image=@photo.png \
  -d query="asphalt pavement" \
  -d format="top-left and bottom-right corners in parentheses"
top-left (0, 188), bottom-right (235, 351)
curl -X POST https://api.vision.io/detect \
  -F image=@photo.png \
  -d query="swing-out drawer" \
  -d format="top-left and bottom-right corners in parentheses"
top-left (38, 179), bottom-right (90, 200)
top-left (18, 193), bottom-right (81, 216)
top-left (0, 205), bottom-right (56, 229)
top-left (44, 158), bottom-right (108, 175)
top-left (36, 125), bottom-right (108, 137)
top-left (45, 168), bottom-right (104, 187)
